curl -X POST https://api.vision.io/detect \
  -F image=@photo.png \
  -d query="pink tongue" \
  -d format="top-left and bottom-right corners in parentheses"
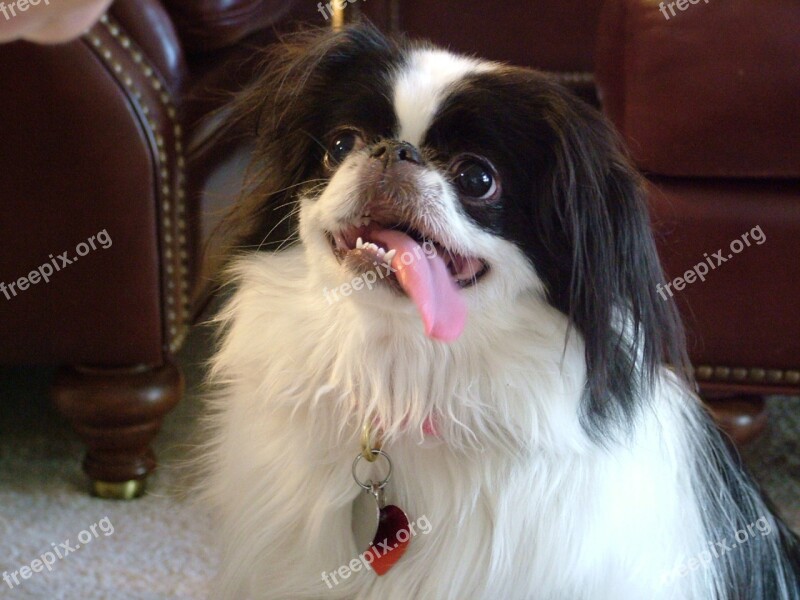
top-left (371, 229), bottom-right (467, 342)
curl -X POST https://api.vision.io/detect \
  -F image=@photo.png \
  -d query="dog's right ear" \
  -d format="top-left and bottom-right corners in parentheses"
top-left (204, 23), bottom-right (396, 275)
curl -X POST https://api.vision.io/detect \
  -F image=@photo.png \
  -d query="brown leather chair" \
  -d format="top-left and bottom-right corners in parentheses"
top-left (361, 0), bottom-right (605, 105)
top-left (360, 0), bottom-right (800, 441)
top-left (594, 0), bottom-right (800, 440)
top-left (0, 0), bottom-right (317, 499)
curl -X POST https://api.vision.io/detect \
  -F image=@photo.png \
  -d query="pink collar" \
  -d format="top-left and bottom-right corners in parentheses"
top-left (422, 417), bottom-right (439, 437)
top-left (373, 416), bottom-right (440, 439)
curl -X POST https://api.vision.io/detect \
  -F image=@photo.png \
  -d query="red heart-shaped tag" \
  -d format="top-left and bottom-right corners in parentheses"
top-left (363, 504), bottom-right (411, 575)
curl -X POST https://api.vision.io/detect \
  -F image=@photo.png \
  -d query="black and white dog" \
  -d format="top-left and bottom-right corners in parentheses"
top-left (201, 25), bottom-right (800, 599)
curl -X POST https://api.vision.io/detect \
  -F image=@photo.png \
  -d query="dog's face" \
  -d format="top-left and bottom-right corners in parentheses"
top-left (301, 49), bottom-right (548, 341)
top-left (228, 26), bottom-right (685, 428)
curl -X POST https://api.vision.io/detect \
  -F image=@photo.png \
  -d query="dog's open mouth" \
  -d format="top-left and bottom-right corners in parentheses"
top-left (324, 218), bottom-right (488, 341)
top-left (326, 220), bottom-right (488, 288)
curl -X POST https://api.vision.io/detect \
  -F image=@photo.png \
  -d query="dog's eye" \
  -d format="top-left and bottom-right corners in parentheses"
top-left (324, 129), bottom-right (365, 169)
top-left (451, 157), bottom-right (499, 200)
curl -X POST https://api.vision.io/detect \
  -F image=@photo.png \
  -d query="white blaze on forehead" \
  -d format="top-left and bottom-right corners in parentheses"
top-left (392, 49), bottom-right (493, 147)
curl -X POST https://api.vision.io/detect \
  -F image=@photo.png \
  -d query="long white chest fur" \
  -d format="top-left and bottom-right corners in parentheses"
top-left (201, 249), bottom-right (722, 600)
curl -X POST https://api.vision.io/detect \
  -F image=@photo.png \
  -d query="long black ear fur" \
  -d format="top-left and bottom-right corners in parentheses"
top-left (534, 91), bottom-right (690, 433)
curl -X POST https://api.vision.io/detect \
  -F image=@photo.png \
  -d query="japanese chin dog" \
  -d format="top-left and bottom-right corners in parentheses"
top-left (200, 24), bottom-right (800, 600)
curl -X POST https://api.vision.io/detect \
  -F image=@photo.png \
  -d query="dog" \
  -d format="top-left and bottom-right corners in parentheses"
top-left (200, 24), bottom-right (800, 599)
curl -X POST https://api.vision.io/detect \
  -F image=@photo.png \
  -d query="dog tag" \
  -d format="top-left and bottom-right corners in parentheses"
top-left (352, 485), bottom-right (380, 551)
top-left (352, 450), bottom-right (412, 576)
top-left (363, 500), bottom-right (412, 575)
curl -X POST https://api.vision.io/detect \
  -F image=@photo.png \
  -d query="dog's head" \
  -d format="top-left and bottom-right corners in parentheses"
top-left (222, 24), bottom-right (687, 430)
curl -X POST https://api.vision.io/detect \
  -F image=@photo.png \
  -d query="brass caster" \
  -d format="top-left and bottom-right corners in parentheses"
top-left (92, 479), bottom-right (146, 500)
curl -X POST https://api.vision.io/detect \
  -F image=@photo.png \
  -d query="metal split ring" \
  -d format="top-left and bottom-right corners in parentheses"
top-left (351, 449), bottom-right (392, 491)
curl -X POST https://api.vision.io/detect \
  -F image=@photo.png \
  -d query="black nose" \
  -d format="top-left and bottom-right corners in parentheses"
top-left (369, 140), bottom-right (423, 166)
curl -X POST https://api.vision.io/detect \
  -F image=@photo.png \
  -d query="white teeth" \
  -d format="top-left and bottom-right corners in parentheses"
top-left (351, 236), bottom-right (394, 263)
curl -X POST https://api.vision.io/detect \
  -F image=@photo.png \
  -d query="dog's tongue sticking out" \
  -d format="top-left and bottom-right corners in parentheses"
top-left (371, 229), bottom-right (467, 342)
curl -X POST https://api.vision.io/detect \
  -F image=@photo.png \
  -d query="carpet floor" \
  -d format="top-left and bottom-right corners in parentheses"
top-left (0, 320), bottom-right (797, 599)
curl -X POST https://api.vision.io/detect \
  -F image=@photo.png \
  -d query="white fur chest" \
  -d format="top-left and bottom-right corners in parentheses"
top-left (205, 252), bottom-right (704, 600)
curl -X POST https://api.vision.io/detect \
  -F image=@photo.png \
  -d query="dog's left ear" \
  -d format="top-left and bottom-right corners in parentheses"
top-left (202, 24), bottom-right (397, 281)
top-left (531, 91), bottom-right (689, 431)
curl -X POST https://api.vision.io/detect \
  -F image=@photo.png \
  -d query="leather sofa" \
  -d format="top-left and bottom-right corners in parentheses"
top-left (360, 0), bottom-right (800, 441)
top-left (0, 0), bottom-right (316, 498)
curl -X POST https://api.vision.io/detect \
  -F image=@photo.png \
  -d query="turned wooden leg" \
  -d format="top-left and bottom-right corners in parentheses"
top-left (704, 394), bottom-right (768, 446)
top-left (51, 360), bottom-right (183, 499)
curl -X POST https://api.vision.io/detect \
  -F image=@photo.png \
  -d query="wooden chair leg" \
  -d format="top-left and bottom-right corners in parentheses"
top-left (51, 360), bottom-right (182, 499)
top-left (703, 394), bottom-right (768, 446)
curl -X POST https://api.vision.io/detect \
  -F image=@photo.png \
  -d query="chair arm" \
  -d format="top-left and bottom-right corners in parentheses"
top-left (0, 0), bottom-right (192, 365)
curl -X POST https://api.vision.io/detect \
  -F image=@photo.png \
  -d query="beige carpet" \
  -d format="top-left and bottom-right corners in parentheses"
top-left (0, 324), bottom-right (215, 600)
top-left (0, 320), bottom-right (798, 599)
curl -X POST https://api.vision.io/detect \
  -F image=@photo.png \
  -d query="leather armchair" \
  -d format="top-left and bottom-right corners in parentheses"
top-left (361, 0), bottom-right (605, 105)
top-left (0, 0), bottom-right (315, 498)
top-left (594, 0), bottom-right (800, 440)
top-left (360, 0), bottom-right (800, 441)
